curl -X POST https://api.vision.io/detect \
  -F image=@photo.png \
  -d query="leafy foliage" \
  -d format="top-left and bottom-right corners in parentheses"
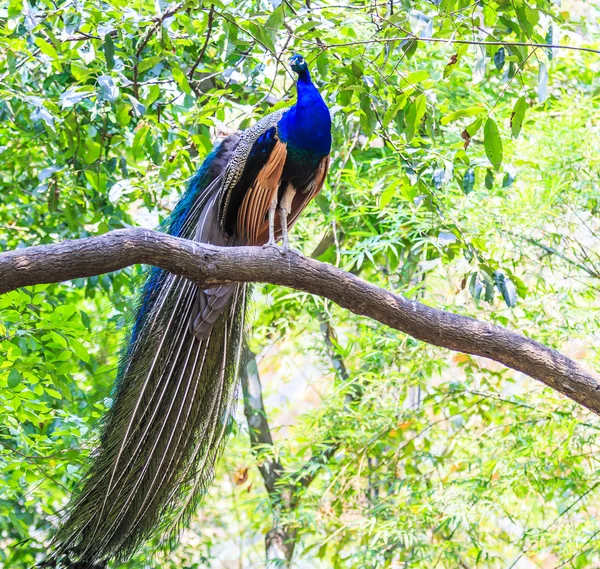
top-left (1, 0), bottom-right (600, 567)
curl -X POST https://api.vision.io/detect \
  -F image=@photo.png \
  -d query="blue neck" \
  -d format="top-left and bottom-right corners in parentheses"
top-left (278, 70), bottom-right (332, 156)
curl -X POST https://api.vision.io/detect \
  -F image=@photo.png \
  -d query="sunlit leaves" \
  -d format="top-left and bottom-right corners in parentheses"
top-left (59, 86), bottom-right (90, 108)
top-left (510, 96), bottom-right (528, 138)
top-left (34, 37), bottom-right (59, 61)
top-left (405, 94), bottom-right (426, 143)
top-left (441, 106), bottom-right (485, 126)
top-left (171, 63), bottom-right (192, 96)
top-left (484, 117), bottom-right (503, 170)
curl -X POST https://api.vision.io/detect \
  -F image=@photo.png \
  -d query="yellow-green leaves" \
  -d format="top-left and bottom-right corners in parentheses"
top-left (35, 37), bottom-right (62, 71)
top-left (35, 37), bottom-right (58, 60)
top-left (441, 106), bottom-right (486, 126)
top-left (511, 96), bottom-right (528, 138)
top-left (360, 97), bottom-right (376, 136)
top-left (171, 64), bottom-right (192, 96)
top-left (405, 94), bottom-right (426, 143)
top-left (484, 118), bottom-right (503, 170)
top-left (246, 5), bottom-right (284, 54)
top-left (379, 184), bottom-right (396, 210)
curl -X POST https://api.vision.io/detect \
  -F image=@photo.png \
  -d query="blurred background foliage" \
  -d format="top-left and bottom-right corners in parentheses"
top-left (1, 0), bottom-right (600, 567)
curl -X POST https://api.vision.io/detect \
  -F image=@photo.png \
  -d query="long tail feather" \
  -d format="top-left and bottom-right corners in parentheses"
top-left (49, 140), bottom-right (248, 566)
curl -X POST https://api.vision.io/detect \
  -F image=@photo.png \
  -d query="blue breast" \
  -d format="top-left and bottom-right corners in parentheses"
top-left (278, 72), bottom-right (332, 157)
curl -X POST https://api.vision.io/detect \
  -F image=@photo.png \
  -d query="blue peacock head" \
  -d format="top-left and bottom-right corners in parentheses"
top-left (289, 53), bottom-right (309, 75)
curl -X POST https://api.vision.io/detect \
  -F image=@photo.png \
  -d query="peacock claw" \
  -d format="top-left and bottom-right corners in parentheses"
top-left (263, 241), bottom-right (288, 255)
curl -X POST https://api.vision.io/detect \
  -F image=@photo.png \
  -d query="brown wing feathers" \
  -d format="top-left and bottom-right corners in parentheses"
top-left (287, 155), bottom-right (330, 230)
top-left (237, 140), bottom-right (288, 245)
top-left (254, 154), bottom-right (330, 245)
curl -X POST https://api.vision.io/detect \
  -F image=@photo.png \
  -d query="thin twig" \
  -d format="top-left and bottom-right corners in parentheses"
top-left (306, 35), bottom-right (600, 57)
top-left (133, 3), bottom-right (185, 99)
top-left (188, 5), bottom-right (215, 82)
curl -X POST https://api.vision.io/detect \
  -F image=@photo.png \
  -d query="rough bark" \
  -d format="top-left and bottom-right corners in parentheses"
top-left (1, 227), bottom-right (599, 415)
top-left (240, 348), bottom-right (283, 497)
top-left (240, 348), bottom-right (297, 566)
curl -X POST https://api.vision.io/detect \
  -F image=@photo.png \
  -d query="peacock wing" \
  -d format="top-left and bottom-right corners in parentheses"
top-left (190, 110), bottom-right (287, 339)
top-left (217, 109), bottom-right (286, 236)
top-left (255, 154), bottom-right (330, 245)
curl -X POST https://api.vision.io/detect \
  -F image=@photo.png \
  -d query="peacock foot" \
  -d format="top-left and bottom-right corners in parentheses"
top-left (262, 240), bottom-right (287, 254)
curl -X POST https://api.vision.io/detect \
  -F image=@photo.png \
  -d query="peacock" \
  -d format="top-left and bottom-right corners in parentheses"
top-left (43, 53), bottom-right (331, 568)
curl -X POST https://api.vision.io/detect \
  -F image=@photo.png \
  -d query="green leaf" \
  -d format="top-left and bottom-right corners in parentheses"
top-left (138, 56), bottom-right (162, 73)
top-left (71, 63), bottom-right (95, 82)
top-left (493, 47), bottom-right (505, 71)
top-left (515, 5), bottom-right (534, 36)
top-left (494, 271), bottom-right (517, 307)
top-left (265, 5), bottom-right (284, 44)
top-left (360, 97), bottom-right (376, 136)
top-left (382, 94), bottom-right (407, 128)
top-left (83, 138), bottom-right (102, 165)
top-left (7, 369), bottom-right (21, 389)
top-left (441, 106), bottom-right (485, 126)
top-left (468, 273), bottom-right (483, 301)
top-left (462, 168), bottom-right (475, 194)
top-left (485, 169), bottom-right (494, 189)
top-left (379, 185), bottom-right (396, 209)
top-left (403, 70), bottom-right (429, 85)
top-left (50, 332), bottom-right (68, 348)
top-left (465, 117), bottom-right (483, 137)
top-left (35, 37), bottom-right (58, 60)
top-left (171, 64), bottom-right (192, 96)
top-left (401, 39), bottom-right (418, 58)
top-left (316, 52), bottom-right (329, 77)
top-left (484, 118), bottom-right (503, 170)
top-left (314, 193), bottom-right (330, 215)
top-left (502, 165), bottom-right (517, 188)
top-left (103, 35), bottom-right (115, 71)
top-left (45, 388), bottom-right (63, 399)
top-left (546, 26), bottom-right (554, 60)
top-left (510, 96), bottom-right (528, 138)
top-left (71, 339), bottom-right (90, 363)
top-left (481, 271), bottom-right (495, 302)
top-left (351, 60), bottom-right (364, 78)
top-left (405, 94), bottom-right (426, 143)
top-left (248, 23), bottom-right (276, 53)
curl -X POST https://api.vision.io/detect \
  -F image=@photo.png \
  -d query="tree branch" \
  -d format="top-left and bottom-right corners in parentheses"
top-left (133, 3), bottom-right (185, 99)
top-left (2, 227), bottom-right (599, 415)
top-left (312, 35), bottom-right (600, 56)
top-left (240, 347), bottom-right (283, 497)
top-left (239, 347), bottom-right (297, 564)
top-left (188, 5), bottom-right (215, 83)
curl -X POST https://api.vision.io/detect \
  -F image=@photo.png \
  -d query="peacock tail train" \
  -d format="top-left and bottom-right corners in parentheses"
top-left (47, 53), bottom-right (331, 568)
top-left (50, 140), bottom-right (249, 567)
